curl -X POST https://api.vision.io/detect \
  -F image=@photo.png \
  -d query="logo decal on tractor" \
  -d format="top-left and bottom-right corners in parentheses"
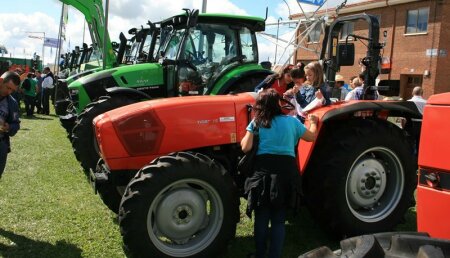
top-left (219, 117), bottom-right (235, 122)
top-left (197, 120), bottom-right (210, 124)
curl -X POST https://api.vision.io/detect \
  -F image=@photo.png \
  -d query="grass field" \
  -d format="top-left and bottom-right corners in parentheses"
top-left (0, 110), bottom-right (417, 258)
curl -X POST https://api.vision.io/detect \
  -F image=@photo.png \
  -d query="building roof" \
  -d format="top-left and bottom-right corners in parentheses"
top-left (290, 0), bottom-right (421, 19)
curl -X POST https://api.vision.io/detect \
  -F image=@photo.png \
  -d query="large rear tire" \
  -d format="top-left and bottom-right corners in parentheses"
top-left (303, 118), bottom-right (417, 237)
top-left (119, 152), bottom-right (240, 258)
top-left (299, 232), bottom-right (450, 258)
top-left (71, 96), bottom-right (138, 175)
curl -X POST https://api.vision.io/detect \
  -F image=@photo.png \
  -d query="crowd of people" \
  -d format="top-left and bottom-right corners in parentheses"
top-left (12, 67), bottom-right (55, 117)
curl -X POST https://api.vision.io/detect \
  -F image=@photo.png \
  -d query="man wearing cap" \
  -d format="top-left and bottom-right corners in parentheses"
top-left (332, 74), bottom-right (348, 100)
top-left (0, 71), bottom-right (21, 179)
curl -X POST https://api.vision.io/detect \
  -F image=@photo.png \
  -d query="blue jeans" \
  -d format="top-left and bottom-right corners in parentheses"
top-left (254, 206), bottom-right (286, 258)
top-left (0, 140), bottom-right (8, 178)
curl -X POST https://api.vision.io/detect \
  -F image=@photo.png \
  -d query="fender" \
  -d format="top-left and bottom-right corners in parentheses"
top-left (215, 69), bottom-right (273, 95)
top-left (206, 63), bottom-right (272, 95)
top-left (298, 100), bottom-right (422, 172)
top-left (106, 87), bottom-right (151, 100)
top-left (322, 100), bottom-right (422, 122)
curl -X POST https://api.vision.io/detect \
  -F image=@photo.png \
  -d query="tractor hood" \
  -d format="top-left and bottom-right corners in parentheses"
top-left (426, 92), bottom-right (450, 106)
top-left (68, 63), bottom-right (164, 113)
top-left (94, 92), bottom-right (257, 170)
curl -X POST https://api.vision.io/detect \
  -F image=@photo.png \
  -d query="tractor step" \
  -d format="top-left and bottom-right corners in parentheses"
top-left (89, 162), bottom-right (110, 195)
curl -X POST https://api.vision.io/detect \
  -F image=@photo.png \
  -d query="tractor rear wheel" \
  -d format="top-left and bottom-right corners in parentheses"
top-left (119, 152), bottom-right (240, 258)
top-left (303, 118), bottom-right (417, 237)
top-left (71, 96), bottom-right (138, 175)
top-left (299, 232), bottom-right (450, 258)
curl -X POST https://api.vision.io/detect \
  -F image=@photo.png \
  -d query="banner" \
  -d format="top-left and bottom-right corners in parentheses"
top-left (43, 37), bottom-right (61, 48)
top-left (297, 0), bottom-right (325, 6)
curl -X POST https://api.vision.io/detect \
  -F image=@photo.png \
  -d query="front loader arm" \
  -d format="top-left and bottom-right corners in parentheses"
top-left (59, 0), bottom-right (116, 68)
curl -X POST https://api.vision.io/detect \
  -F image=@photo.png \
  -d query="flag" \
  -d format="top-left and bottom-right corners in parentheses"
top-left (297, 0), bottom-right (325, 6)
top-left (44, 37), bottom-right (61, 48)
top-left (63, 4), bottom-right (69, 24)
top-left (61, 4), bottom-right (69, 40)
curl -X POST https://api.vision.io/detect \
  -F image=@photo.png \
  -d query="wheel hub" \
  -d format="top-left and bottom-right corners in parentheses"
top-left (155, 188), bottom-right (206, 241)
top-left (347, 158), bottom-right (387, 208)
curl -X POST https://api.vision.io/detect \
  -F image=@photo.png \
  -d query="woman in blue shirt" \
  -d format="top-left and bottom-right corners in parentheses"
top-left (241, 89), bottom-right (318, 258)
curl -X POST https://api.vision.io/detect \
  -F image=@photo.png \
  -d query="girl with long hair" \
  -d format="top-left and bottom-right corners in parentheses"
top-left (241, 88), bottom-right (318, 258)
top-left (254, 64), bottom-right (295, 95)
top-left (290, 61), bottom-right (331, 109)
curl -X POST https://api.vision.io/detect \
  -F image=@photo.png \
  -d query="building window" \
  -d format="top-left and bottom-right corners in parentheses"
top-left (406, 8), bottom-right (429, 34)
top-left (340, 22), bottom-right (354, 40)
top-left (308, 23), bottom-right (321, 43)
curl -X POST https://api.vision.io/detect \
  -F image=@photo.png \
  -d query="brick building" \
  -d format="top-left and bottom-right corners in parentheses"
top-left (292, 0), bottom-right (449, 99)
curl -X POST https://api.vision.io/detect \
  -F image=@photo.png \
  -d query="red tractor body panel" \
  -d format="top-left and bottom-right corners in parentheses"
top-left (417, 92), bottom-right (450, 240)
top-left (94, 93), bottom-right (381, 172)
top-left (95, 93), bottom-right (257, 170)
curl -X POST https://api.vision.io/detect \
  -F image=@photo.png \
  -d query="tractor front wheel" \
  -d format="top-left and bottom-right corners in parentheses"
top-left (119, 152), bottom-right (239, 258)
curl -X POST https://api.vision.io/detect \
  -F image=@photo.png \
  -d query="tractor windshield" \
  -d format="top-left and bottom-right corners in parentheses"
top-left (182, 24), bottom-right (257, 66)
top-left (127, 28), bottom-right (151, 63)
top-left (162, 22), bottom-right (258, 94)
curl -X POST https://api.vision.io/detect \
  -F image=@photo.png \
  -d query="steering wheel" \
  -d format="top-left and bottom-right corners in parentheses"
top-left (185, 50), bottom-right (200, 63)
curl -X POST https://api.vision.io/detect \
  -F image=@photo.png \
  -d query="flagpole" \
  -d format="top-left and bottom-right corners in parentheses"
top-left (55, 3), bottom-right (65, 74)
top-left (42, 32), bottom-right (45, 67)
top-left (82, 21), bottom-right (86, 44)
top-left (103, 0), bottom-right (110, 70)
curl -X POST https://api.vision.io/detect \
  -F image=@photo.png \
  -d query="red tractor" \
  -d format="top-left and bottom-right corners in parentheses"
top-left (299, 93), bottom-right (450, 258)
top-left (417, 92), bottom-right (450, 239)
top-left (90, 14), bottom-right (423, 257)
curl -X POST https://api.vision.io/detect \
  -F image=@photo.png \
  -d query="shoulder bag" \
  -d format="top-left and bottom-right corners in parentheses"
top-left (237, 124), bottom-right (259, 177)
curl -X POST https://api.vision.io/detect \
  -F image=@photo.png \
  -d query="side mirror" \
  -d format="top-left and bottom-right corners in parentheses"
top-left (377, 80), bottom-right (400, 96)
top-left (337, 43), bottom-right (355, 66)
top-left (128, 28), bottom-right (137, 35)
top-left (111, 42), bottom-right (120, 49)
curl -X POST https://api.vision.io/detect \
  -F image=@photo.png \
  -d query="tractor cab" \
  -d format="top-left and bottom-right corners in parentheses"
top-left (122, 22), bottom-right (161, 65)
top-left (159, 10), bottom-right (264, 96)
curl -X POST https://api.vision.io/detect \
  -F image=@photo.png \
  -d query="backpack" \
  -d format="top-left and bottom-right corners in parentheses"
top-left (22, 79), bottom-right (31, 91)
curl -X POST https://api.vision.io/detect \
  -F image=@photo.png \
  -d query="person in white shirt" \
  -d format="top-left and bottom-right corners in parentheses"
top-left (41, 67), bottom-right (54, 115)
top-left (406, 86), bottom-right (427, 152)
top-left (408, 86), bottom-right (427, 114)
top-left (345, 77), bottom-right (363, 101)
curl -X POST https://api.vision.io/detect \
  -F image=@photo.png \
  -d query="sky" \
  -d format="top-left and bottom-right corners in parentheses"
top-left (0, 0), bottom-right (361, 67)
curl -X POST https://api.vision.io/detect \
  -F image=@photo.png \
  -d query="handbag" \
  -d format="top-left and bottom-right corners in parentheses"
top-left (237, 124), bottom-right (259, 177)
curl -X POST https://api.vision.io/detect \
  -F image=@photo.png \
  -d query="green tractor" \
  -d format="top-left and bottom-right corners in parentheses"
top-left (55, 23), bottom-right (159, 117)
top-left (66, 9), bottom-right (272, 174)
top-left (55, 0), bottom-right (161, 131)
top-left (54, 0), bottom-right (117, 119)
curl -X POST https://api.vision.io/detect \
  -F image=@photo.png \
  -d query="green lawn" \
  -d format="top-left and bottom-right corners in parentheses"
top-left (0, 110), bottom-right (417, 258)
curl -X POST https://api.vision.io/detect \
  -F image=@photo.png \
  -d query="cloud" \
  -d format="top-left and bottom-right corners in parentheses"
top-left (105, 0), bottom-right (247, 40)
top-left (0, 12), bottom-right (59, 62)
top-left (1, 0), bottom-right (366, 67)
